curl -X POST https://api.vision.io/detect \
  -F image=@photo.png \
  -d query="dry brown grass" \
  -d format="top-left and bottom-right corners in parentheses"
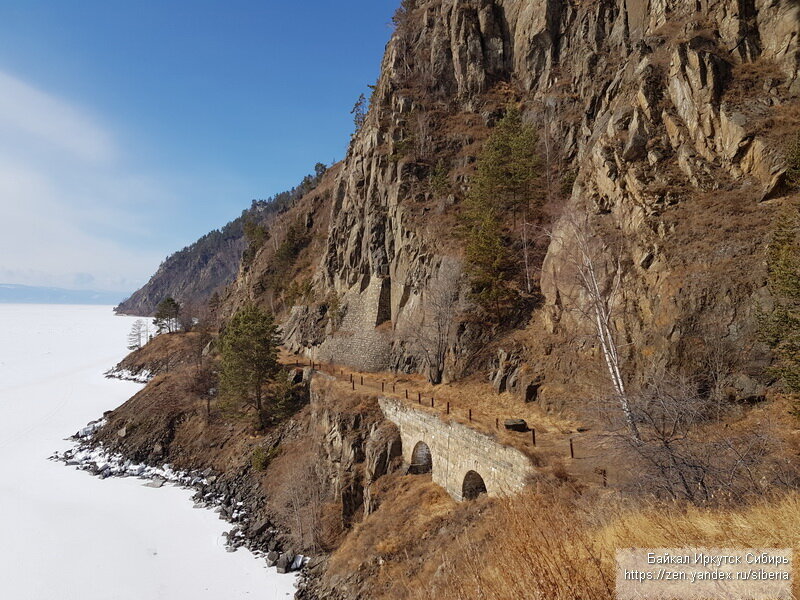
top-left (300, 360), bottom-right (597, 479)
top-left (116, 331), bottom-right (205, 376)
top-left (401, 488), bottom-right (800, 600)
top-left (299, 355), bottom-right (576, 434)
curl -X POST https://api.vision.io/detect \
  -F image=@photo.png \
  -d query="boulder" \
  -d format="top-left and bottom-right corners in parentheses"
top-left (728, 374), bottom-right (767, 404)
top-left (276, 552), bottom-right (295, 574)
top-left (248, 519), bottom-right (271, 538)
top-left (504, 419), bottom-right (528, 432)
top-left (266, 551), bottom-right (279, 568)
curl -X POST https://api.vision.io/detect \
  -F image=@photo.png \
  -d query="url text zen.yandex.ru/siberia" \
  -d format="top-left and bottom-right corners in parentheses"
top-left (615, 548), bottom-right (792, 599)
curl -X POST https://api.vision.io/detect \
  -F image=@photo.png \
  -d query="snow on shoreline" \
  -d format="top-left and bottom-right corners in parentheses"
top-left (104, 366), bottom-right (153, 383)
top-left (50, 420), bottom-right (309, 573)
top-left (0, 304), bottom-right (298, 599)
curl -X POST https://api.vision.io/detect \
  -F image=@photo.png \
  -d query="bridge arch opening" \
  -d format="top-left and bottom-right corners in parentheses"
top-left (409, 441), bottom-right (432, 474)
top-left (462, 470), bottom-right (487, 500)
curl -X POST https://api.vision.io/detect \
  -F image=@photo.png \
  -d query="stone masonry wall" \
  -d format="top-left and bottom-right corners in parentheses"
top-left (292, 275), bottom-right (393, 372)
top-left (378, 397), bottom-right (534, 501)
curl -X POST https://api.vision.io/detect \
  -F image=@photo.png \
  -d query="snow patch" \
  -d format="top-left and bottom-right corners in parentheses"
top-left (104, 367), bottom-right (153, 383)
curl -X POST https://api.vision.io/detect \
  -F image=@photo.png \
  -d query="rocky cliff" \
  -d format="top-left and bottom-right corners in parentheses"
top-left (93, 3), bottom-right (800, 598)
top-left (230, 0), bottom-right (800, 409)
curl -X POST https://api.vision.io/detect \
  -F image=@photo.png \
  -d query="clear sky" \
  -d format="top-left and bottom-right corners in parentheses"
top-left (0, 1), bottom-right (399, 293)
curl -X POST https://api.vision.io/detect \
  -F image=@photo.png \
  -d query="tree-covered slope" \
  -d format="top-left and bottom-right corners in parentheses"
top-left (115, 169), bottom-right (327, 316)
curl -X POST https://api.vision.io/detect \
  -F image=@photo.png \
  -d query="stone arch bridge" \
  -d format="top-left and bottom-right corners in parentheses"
top-left (378, 397), bottom-right (535, 501)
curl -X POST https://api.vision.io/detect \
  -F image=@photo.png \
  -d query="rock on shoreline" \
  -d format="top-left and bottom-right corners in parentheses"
top-left (51, 421), bottom-right (309, 577)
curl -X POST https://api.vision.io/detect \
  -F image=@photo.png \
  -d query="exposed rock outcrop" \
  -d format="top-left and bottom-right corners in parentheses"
top-left (271, 0), bottom-right (798, 405)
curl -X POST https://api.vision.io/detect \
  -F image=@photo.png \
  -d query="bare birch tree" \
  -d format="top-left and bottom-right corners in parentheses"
top-left (552, 214), bottom-right (640, 440)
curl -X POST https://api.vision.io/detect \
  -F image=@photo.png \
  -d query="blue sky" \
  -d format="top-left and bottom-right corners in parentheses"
top-left (0, 1), bottom-right (398, 293)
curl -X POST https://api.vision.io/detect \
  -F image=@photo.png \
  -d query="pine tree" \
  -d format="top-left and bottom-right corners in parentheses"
top-left (463, 105), bottom-right (540, 312)
top-left (470, 106), bottom-right (539, 218)
top-left (153, 297), bottom-right (181, 333)
top-left (219, 304), bottom-right (281, 429)
top-left (760, 205), bottom-right (800, 392)
top-left (428, 159), bottom-right (450, 197)
top-left (464, 207), bottom-right (515, 312)
top-left (351, 94), bottom-right (367, 135)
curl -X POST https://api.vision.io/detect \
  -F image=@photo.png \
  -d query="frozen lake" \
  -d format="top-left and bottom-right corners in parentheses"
top-left (0, 304), bottom-right (296, 600)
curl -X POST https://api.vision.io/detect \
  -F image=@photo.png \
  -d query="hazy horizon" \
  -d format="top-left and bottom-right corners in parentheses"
top-left (0, 282), bottom-right (129, 305)
top-left (0, 1), bottom-right (398, 294)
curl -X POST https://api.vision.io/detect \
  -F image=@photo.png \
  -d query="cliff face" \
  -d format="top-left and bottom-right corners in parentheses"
top-left (262, 0), bottom-right (800, 405)
top-left (92, 4), bottom-right (800, 597)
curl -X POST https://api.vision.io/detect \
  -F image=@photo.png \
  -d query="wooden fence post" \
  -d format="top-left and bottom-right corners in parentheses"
top-left (468, 409), bottom-right (472, 422)
top-left (405, 389), bottom-right (408, 400)
top-left (447, 402), bottom-right (450, 415)
top-left (569, 438), bottom-right (574, 459)
top-left (531, 428), bottom-right (536, 446)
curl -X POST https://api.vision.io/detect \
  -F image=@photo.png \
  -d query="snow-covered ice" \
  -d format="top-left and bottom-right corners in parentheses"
top-left (0, 304), bottom-right (296, 599)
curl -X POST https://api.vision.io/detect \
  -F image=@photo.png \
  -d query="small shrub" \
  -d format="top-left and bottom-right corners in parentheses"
top-left (285, 279), bottom-right (315, 307)
top-left (323, 292), bottom-right (345, 331)
top-left (428, 159), bottom-right (450, 197)
top-left (787, 132), bottom-right (800, 189)
top-left (390, 137), bottom-right (414, 162)
top-left (251, 445), bottom-right (280, 471)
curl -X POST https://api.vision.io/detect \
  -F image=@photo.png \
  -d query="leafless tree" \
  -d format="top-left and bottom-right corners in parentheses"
top-left (192, 321), bottom-right (213, 367)
top-left (189, 361), bottom-right (217, 420)
top-left (392, 1), bottom-right (416, 83)
top-left (276, 441), bottom-right (326, 553)
top-left (617, 369), bottom-right (782, 503)
top-left (410, 262), bottom-right (462, 384)
top-left (551, 213), bottom-right (639, 440)
top-left (178, 302), bottom-right (200, 333)
top-left (521, 223), bottom-right (533, 294)
top-left (127, 319), bottom-right (148, 351)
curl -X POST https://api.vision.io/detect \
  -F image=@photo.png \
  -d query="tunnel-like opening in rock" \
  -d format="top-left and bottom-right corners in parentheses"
top-left (409, 441), bottom-right (432, 474)
top-left (462, 470), bottom-right (487, 500)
